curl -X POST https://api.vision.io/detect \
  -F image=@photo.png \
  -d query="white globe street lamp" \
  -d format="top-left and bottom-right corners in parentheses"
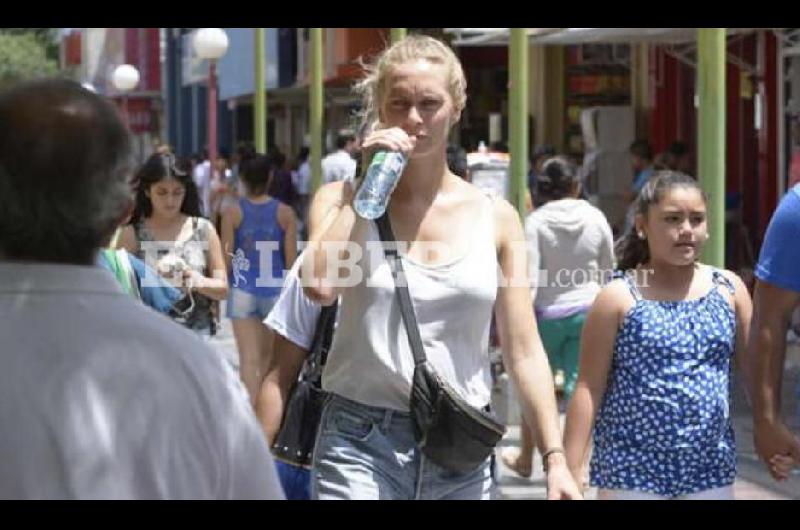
top-left (193, 28), bottom-right (229, 61)
top-left (193, 29), bottom-right (229, 172)
top-left (111, 64), bottom-right (140, 129)
top-left (112, 64), bottom-right (140, 92)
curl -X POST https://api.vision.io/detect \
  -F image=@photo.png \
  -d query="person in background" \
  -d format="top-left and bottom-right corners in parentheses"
top-left (502, 156), bottom-right (614, 478)
top-left (529, 145), bottom-right (556, 206)
top-left (117, 153), bottom-right (229, 339)
top-left (257, 251), bottom-right (322, 500)
top-left (0, 78), bottom-right (283, 500)
top-left (268, 149), bottom-right (300, 214)
top-left (628, 139), bottom-right (655, 197)
top-left (750, 181), bottom-right (800, 481)
top-left (292, 147), bottom-right (312, 240)
top-left (619, 139), bottom-right (657, 236)
top-left (322, 132), bottom-right (358, 184)
top-left (667, 141), bottom-right (693, 175)
top-left (446, 144), bottom-right (469, 181)
top-left (193, 148), bottom-right (212, 218)
top-left (221, 154), bottom-right (297, 405)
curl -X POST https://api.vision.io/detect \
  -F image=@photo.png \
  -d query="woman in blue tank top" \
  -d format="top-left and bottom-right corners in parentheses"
top-left (221, 154), bottom-right (297, 404)
top-left (563, 171), bottom-right (753, 499)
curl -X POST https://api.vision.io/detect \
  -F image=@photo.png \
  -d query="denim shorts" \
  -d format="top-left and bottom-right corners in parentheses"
top-left (311, 393), bottom-right (495, 500)
top-left (225, 287), bottom-right (278, 320)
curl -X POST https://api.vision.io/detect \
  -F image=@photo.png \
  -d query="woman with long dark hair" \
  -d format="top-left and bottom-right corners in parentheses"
top-left (117, 152), bottom-right (228, 337)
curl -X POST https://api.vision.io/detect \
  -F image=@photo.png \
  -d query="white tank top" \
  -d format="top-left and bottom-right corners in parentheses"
top-left (322, 195), bottom-right (499, 411)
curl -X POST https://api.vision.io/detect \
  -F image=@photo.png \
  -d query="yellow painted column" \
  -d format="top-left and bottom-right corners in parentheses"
top-left (697, 28), bottom-right (726, 267)
top-left (509, 28), bottom-right (529, 217)
top-left (310, 28), bottom-right (324, 193)
top-left (254, 28), bottom-right (267, 153)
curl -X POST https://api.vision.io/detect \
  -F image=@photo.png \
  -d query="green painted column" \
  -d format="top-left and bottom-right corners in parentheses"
top-left (509, 28), bottom-right (529, 218)
top-left (254, 28), bottom-right (267, 154)
top-left (697, 28), bottom-right (726, 268)
top-left (310, 28), bottom-right (324, 193)
top-left (390, 28), bottom-right (407, 43)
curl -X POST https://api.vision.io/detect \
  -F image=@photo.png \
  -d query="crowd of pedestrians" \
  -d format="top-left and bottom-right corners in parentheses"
top-left (0, 34), bottom-right (798, 500)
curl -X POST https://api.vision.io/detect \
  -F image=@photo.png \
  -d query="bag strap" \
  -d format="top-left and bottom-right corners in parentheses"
top-left (375, 212), bottom-right (427, 367)
top-left (304, 302), bottom-right (338, 381)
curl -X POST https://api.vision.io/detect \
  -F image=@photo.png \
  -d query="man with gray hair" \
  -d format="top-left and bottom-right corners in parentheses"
top-left (0, 79), bottom-right (284, 500)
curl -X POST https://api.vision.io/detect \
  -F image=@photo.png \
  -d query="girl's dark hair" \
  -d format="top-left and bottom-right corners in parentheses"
top-left (240, 154), bottom-right (273, 196)
top-left (130, 152), bottom-right (200, 225)
top-left (534, 156), bottom-right (580, 206)
top-left (615, 170), bottom-right (708, 271)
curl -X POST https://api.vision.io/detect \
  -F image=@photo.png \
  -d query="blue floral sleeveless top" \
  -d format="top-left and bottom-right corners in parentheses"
top-left (590, 267), bottom-right (738, 497)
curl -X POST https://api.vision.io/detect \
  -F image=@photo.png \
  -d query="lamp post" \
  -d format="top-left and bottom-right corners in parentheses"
top-left (112, 64), bottom-right (140, 129)
top-left (193, 28), bottom-right (229, 173)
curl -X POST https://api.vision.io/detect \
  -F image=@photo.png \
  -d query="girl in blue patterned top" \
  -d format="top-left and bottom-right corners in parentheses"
top-left (563, 171), bottom-right (753, 499)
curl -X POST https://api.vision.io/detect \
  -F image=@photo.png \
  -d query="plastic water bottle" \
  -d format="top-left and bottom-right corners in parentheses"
top-left (352, 150), bottom-right (407, 220)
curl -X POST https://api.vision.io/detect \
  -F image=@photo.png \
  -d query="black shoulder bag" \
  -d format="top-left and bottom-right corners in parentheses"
top-left (375, 213), bottom-right (506, 474)
top-left (271, 302), bottom-right (338, 468)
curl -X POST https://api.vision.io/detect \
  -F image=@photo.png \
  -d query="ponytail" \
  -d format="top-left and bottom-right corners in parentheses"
top-left (615, 213), bottom-right (650, 272)
top-left (535, 156), bottom-right (579, 207)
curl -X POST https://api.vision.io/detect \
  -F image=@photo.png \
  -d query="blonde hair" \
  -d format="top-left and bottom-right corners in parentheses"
top-left (353, 34), bottom-right (467, 132)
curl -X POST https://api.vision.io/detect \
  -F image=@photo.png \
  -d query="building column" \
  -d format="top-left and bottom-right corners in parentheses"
top-left (310, 28), bottom-right (324, 193)
top-left (631, 42), bottom-right (651, 138)
top-left (530, 44), bottom-right (546, 149)
top-left (391, 28), bottom-right (407, 43)
top-left (509, 28), bottom-right (529, 217)
top-left (254, 28), bottom-right (267, 153)
top-left (697, 28), bottom-right (727, 267)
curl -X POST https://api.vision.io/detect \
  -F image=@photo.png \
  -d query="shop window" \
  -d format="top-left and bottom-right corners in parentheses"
top-left (564, 43), bottom-right (632, 158)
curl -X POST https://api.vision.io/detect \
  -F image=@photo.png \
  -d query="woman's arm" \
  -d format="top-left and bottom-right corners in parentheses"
top-left (492, 199), bottom-right (581, 500)
top-left (220, 203), bottom-right (241, 275)
top-left (277, 203), bottom-right (298, 269)
top-left (115, 224), bottom-right (140, 254)
top-left (523, 215), bottom-right (541, 302)
top-left (750, 280), bottom-right (800, 478)
top-left (256, 334), bottom-right (308, 445)
top-left (562, 282), bottom-right (625, 485)
top-left (302, 180), bottom-right (366, 305)
top-left (722, 270), bottom-right (753, 400)
top-left (303, 127), bottom-right (415, 306)
top-left (187, 221), bottom-right (229, 301)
